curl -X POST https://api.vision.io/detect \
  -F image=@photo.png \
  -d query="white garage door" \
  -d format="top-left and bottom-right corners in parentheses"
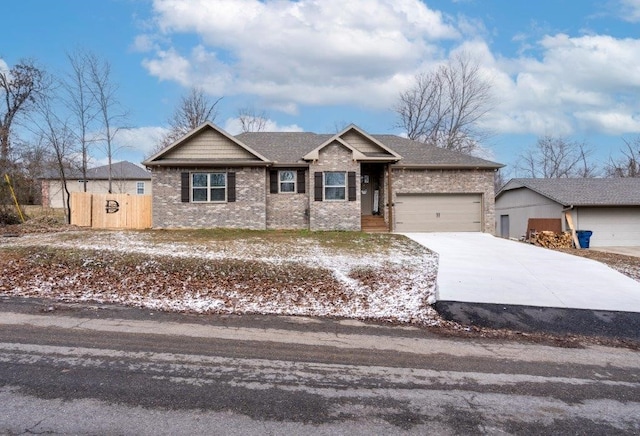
top-left (395, 194), bottom-right (482, 232)
top-left (576, 207), bottom-right (640, 247)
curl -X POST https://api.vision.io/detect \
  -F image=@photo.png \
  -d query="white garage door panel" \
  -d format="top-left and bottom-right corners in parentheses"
top-left (577, 207), bottom-right (640, 247)
top-left (395, 194), bottom-right (482, 232)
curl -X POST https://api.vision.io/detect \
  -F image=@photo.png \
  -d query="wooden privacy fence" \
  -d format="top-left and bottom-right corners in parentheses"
top-left (70, 192), bottom-right (152, 229)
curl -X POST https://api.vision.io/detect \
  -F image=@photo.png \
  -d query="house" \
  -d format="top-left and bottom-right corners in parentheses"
top-left (496, 178), bottom-right (640, 247)
top-left (142, 122), bottom-right (502, 232)
top-left (41, 161), bottom-right (152, 208)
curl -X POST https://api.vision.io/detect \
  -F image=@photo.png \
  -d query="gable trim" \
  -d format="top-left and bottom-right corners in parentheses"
top-left (303, 124), bottom-right (401, 162)
top-left (304, 137), bottom-right (366, 161)
top-left (142, 122), bottom-right (272, 166)
top-left (338, 124), bottom-right (402, 160)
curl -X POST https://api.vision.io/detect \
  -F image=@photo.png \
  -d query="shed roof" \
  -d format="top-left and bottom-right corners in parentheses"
top-left (498, 178), bottom-right (640, 206)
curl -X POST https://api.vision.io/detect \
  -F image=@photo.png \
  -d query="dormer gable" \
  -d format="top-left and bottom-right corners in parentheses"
top-left (338, 124), bottom-right (402, 160)
top-left (303, 124), bottom-right (401, 162)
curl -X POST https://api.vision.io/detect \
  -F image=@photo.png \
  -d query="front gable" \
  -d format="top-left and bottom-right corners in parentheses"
top-left (303, 124), bottom-right (401, 163)
top-left (165, 128), bottom-right (256, 160)
top-left (143, 122), bottom-right (270, 166)
top-left (338, 126), bottom-right (401, 160)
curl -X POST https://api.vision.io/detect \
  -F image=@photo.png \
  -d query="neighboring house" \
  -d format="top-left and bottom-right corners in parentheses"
top-left (142, 122), bottom-right (502, 232)
top-left (41, 161), bottom-right (152, 208)
top-left (496, 178), bottom-right (640, 247)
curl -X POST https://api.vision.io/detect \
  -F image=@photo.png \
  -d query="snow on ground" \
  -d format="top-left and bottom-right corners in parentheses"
top-left (0, 231), bottom-right (442, 325)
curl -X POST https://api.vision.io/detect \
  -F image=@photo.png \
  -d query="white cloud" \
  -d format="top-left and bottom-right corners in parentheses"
top-left (574, 110), bottom-right (640, 134)
top-left (485, 33), bottom-right (640, 136)
top-left (141, 48), bottom-right (195, 87)
top-left (141, 0), bottom-right (458, 109)
top-left (114, 126), bottom-right (169, 156)
top-left (223, 117), bottom-right (304, 135)
top-left (130, 34), bottom-right (158, 52)
top-left (137, 1), bottom-right (640, 139)
top-left (619, 0), bottom-right (640, 22)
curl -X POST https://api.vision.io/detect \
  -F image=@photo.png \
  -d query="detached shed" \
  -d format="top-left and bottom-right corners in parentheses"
top-left (496, 178), bottom-right (640, 247)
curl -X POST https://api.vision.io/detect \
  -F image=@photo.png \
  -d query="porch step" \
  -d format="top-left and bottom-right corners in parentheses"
top-left (361, 215), bottom-right (389, 233)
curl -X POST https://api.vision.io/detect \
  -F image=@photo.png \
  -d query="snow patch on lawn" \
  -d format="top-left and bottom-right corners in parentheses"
top-left (0, 231), bottom-right (441, 325)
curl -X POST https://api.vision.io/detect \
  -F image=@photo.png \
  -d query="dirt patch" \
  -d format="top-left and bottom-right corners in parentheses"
top-left (555, 248), bottom-right (640, 282)
top-left (1, 216), bottom-right (81, 235)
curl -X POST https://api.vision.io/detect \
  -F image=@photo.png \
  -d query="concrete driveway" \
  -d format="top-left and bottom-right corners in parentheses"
top-left (403, 233), bottom-right (640, 339)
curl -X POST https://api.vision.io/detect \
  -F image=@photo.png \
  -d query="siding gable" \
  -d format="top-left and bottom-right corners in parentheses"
top-left (340, 130), bottom-right (393, 156)
top-left (163, 129), bottom-right (257, 160)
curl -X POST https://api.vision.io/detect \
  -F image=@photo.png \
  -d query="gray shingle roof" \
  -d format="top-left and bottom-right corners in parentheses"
top-left (236, 132), bottom-right (333, 164)
top-left (499, 178), bottom-right (640, 206)
top-left (372, 135), bottom-right (502, 168)
top-left (41, 161), bottom-right (150, 180)
top-left (237, 131), bottom-right (502, 168)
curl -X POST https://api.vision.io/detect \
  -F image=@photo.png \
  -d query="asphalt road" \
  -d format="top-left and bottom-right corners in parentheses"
top-left (1, 298), bottom-right (639, 435)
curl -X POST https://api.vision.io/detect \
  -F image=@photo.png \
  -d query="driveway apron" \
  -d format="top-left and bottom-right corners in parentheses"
top-left (405, 233), bottom-right (640, 340)
top-left (403, 232), bottom-right (640, 313)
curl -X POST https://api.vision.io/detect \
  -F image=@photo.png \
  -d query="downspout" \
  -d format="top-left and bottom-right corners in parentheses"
top-left (561, 205), bottom-right (574, 232)
top-left (562, 205), bottom-right (580, 248)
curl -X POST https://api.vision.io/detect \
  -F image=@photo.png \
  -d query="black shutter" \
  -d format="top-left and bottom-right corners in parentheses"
top-left (227, 172), bottom-right (236, 202)
top-left (269, 170), bottom-right (278, 194)
top-left (181, 172), bottom-right (190, 202)
top-left (348, 171), bottom-right (356, 201)
top-left (297, 169), bottom-right (306, 194)
top-left (314, 172), bottom-right (323, 201)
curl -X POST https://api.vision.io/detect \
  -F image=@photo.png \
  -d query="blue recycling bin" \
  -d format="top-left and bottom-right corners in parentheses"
top-left (576, 230), bottom-right (593, 249)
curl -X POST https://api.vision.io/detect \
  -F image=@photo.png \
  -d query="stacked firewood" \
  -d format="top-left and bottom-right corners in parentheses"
top-left (529, 230), bottom-right (574, 249)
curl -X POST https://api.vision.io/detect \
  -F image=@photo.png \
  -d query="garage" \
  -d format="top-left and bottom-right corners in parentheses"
top-left (395, 193), bottom-right (482, 232)
top-left (575, 207), bottom-right (640, 247)
top-left (496, 178), bottom-right (640, 246)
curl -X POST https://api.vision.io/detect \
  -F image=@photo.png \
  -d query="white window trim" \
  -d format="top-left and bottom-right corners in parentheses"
top-left (278, 170), bottom-right (296, 194)
top-left (324, 171), bottom-right (346, 201)
top-left (136, 181), bottom-right (145, 195)
top-left (191, 172), bottom-right (227, 203)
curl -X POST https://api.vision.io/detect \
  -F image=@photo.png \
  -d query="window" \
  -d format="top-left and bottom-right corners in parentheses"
top-left (136, 182), bottom-right (145, 195)
top-left (279, 170), bottom-right (296, 193)
top-left (324, 171), bottom-right (346, 200)
top-left (192, 172), bottom-right (226, 202)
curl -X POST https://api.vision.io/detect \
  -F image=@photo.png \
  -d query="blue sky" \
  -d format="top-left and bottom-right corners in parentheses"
top-left (2, 0), bottom-right (640, 176)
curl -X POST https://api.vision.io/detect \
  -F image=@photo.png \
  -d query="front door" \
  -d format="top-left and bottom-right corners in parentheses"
top-left (361, 164), bottom-right (381, 216)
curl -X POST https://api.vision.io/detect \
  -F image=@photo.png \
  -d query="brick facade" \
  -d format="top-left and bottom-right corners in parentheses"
top-left (266, 171), bottom-right (309, 230)
top-left (152, 166), bottom-right (266, 229)
top-left (309, 142), bottom-right (361, 231)
top-left (390, 168), bottom-right (497, 234)
top-left (150, 164), bottom-right (495, 233)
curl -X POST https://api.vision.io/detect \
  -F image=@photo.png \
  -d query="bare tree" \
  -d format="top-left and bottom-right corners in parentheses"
top-left (86, 54), bottom-right (126, 193)
top-left (237, 106), bottom-right (268, 133)
top-left (0, 60), bottom-right (46, 220)
top-left (63, 50), bottom-right (99, 192)
top-left (516, 136), bottom-right (598, 178)
top-left (15, 139), bottom-right (51, 205)
top-left (0, 60), bottom-right (46, 169)
top-left (494, 168), bottom-right (507, 193)
top-left (152, 87), bottom-right (222, 155)
top-left (395, 52), bottom-right (493, 154)
top-left (332, 120), bottom-right (350, 133)
top-left (604, 137), bottom-right (640, 177)
top-left (32, 90), bottom-right (76, 223)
